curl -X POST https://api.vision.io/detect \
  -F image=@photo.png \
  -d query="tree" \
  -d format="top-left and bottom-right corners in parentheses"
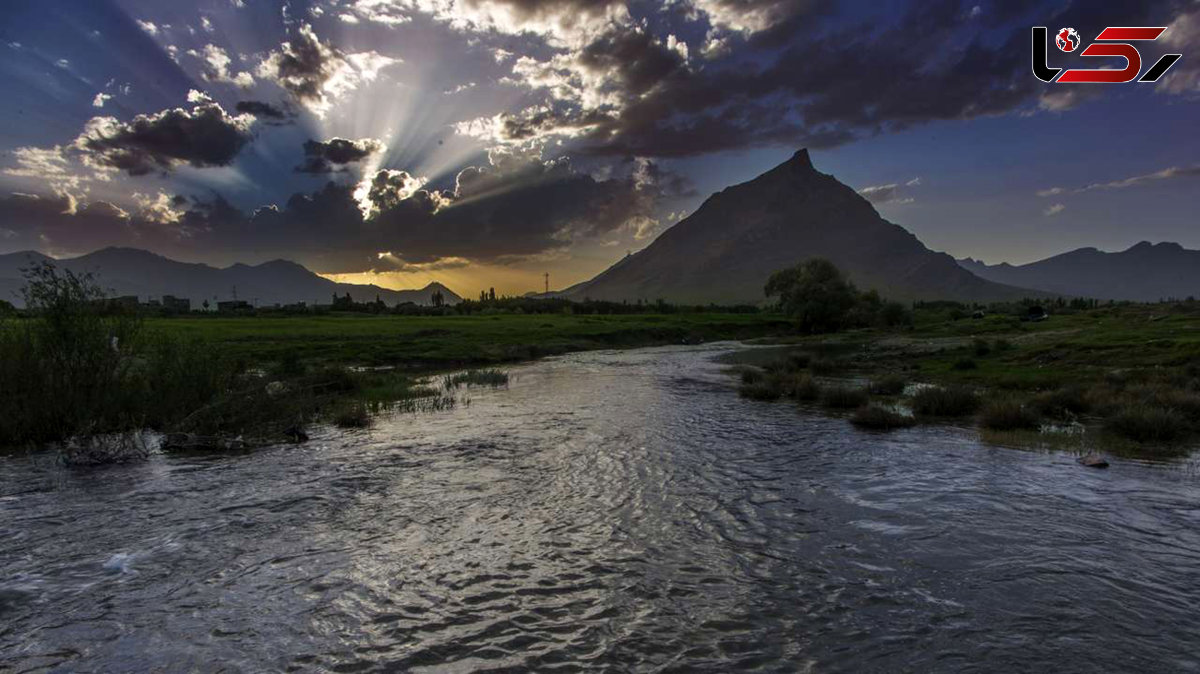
top-left (764, 258), bottom-right (859, 333)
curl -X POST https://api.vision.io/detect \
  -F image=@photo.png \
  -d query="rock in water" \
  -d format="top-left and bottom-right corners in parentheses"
top-left (284, 426), bottom-right (309, 443)
top-left (1077, 453), bottom-right (1110, 469)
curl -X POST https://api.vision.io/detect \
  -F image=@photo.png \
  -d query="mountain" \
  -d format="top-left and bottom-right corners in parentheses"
top-left (958, 242), bottom-right (1200, 301)
top-left (0, 247), bottom-right (461, 308)
top-left (566, 149), bottom-right (1037, 304)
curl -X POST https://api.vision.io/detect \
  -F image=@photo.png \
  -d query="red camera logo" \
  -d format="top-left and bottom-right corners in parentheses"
top-left (1033, 26), bottom-right (1182, 84)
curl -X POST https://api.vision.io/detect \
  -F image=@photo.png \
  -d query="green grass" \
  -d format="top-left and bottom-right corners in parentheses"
top-left (147, 313), bottom-right (790, 368)
top-left (443, 369), bottom-right (510, 389)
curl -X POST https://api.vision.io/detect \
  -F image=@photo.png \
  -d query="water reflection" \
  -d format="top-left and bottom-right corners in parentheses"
top-left (2, 343), bottom-right (1200, 671)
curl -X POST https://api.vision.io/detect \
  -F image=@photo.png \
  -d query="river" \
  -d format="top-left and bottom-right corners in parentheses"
top-left (3, 343), bottom-right (1200, 672)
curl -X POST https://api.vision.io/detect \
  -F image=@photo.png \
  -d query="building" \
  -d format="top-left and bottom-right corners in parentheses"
top-left (217, 300), bottom-right (252, 312)
top-left (162, 295), bottom-right (191, 312)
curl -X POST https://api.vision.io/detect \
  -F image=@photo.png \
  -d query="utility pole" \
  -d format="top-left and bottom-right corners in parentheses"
top-left (544, 272), bottom-right (549, 295)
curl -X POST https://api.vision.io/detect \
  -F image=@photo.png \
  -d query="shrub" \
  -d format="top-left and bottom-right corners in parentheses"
top-left (1105, 405), bottom-right (1189, 443)
top-left (850, 405), bottom-right (916, 430)
top-left (979, 399), bottom-right (1042, 431)
top-left (868, 374), bottom-right (907, 396)
top-left (992, 338), bottom-right (1014, 352)
top-left (911, 385), bottom-right (980, 417)
top-left (820, 386), bottom-right (869, 409)
top-left (952, 358), bottom-right (978, 371)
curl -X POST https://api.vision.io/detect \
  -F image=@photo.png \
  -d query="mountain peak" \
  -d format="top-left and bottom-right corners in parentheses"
top-left (788, 148), bottom-right (813, 169)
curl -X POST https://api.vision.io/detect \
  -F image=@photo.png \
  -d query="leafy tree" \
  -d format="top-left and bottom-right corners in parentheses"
top-left (764, 258), bottom-right (859, 333)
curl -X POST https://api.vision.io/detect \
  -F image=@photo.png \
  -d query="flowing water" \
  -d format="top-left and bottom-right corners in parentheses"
top-left (3, 343), bottom-right (1200, 672)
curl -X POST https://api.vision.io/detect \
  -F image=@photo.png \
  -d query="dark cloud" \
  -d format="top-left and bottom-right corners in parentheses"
top-left (259, 23), bottom-right (339, 104)
top-left (489, 0), bottom-right (1186, 158)
top-left (3, 153), bottom-right (681, 273)
top-left (73, 102), bottom-right (254, 175)
top-left (295, 137), bottom-right (384, 174)
top-left (235, 100), bottom-right (295, 125)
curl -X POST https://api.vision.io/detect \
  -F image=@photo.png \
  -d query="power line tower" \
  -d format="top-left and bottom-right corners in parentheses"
top-left (544, 272), bottom-right (549, 295)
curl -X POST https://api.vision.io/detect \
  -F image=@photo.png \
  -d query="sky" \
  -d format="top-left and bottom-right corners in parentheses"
top-left (0, 0), bottom-right (1198, 298)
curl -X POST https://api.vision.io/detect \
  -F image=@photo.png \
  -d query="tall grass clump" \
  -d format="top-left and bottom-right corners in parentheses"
top-left (910, 385), bottom-right (980, 417)
top-left (851, 405), bottom-right (916, 430)
top-left (0, 263), bottom-right (241, 452)
top-left (1105, 405), bottom-right (1189, 443)
top-left (787, 373), bottom-right (822, 401)
top-left (979, 399), bottom-right (1042, 431)
top-left (1032, 386), bottom-right (1090, 419)
top-left (868, 374), bottom-right (907, 396)
top-left (820, 386), bottom-right (869, 409)
top-left (739, 374), bottom-right (783, 401)
top-left (443, 369), bottom-right (510, 389)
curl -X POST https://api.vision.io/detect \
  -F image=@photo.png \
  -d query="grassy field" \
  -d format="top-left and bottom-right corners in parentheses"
top-left (146, 312), bottom-right (792, 369)
top-left (795, 303), bottom-right (1200, 389)
top-left (728, 301), bottom-right (1200, 458)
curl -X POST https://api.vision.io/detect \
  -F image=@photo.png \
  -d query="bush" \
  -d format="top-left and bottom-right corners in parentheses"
top-left (0, 263), bottom-right (236, 449)
top-left (952, 358), bottom-right (978, 371)
top-left (911, 385), bottom-right (980, 417)
top-left (820, 386), bottom-right (869, 409)
top-left (1105, 405), bottom-right (1189, 443)
top-left (850, 405), bottom-right (916, 430)
top-left (979, 399), bottom-right (1042, 431)
top-left (992, 338), bottom-right (1014, 352)
top-left (868, 374), bottom-right (907, 396)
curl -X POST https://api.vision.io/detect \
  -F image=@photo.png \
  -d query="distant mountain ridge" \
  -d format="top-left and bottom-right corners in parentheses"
top-left (0, 247), bottom-right (461, 308)
top-left (567, 149), bottom-right (1038, 304)
top-left (958, 241), bottom-right (1200, 301)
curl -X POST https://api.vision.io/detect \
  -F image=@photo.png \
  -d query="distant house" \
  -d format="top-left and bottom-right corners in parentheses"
top-left (162, 295), bottom-right (191, 312)
top-left (112, 295), bottom-right (139, 310)
top-left (217, 300), bottom-right (252, 312)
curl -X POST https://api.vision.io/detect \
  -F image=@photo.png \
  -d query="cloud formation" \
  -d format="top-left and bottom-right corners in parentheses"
top-left (858, 177), bottom-right (920, 205)
top-left (295, 137), bottom-right (384, 174)
top-left (0, 150), bottom-right (680, 273)
top-left (1039, 165), bottom-right (1200, 196)
top-left (256, 23), bottom-right (398, 116)
top-left (73, 102), bottom-right (254, 176)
